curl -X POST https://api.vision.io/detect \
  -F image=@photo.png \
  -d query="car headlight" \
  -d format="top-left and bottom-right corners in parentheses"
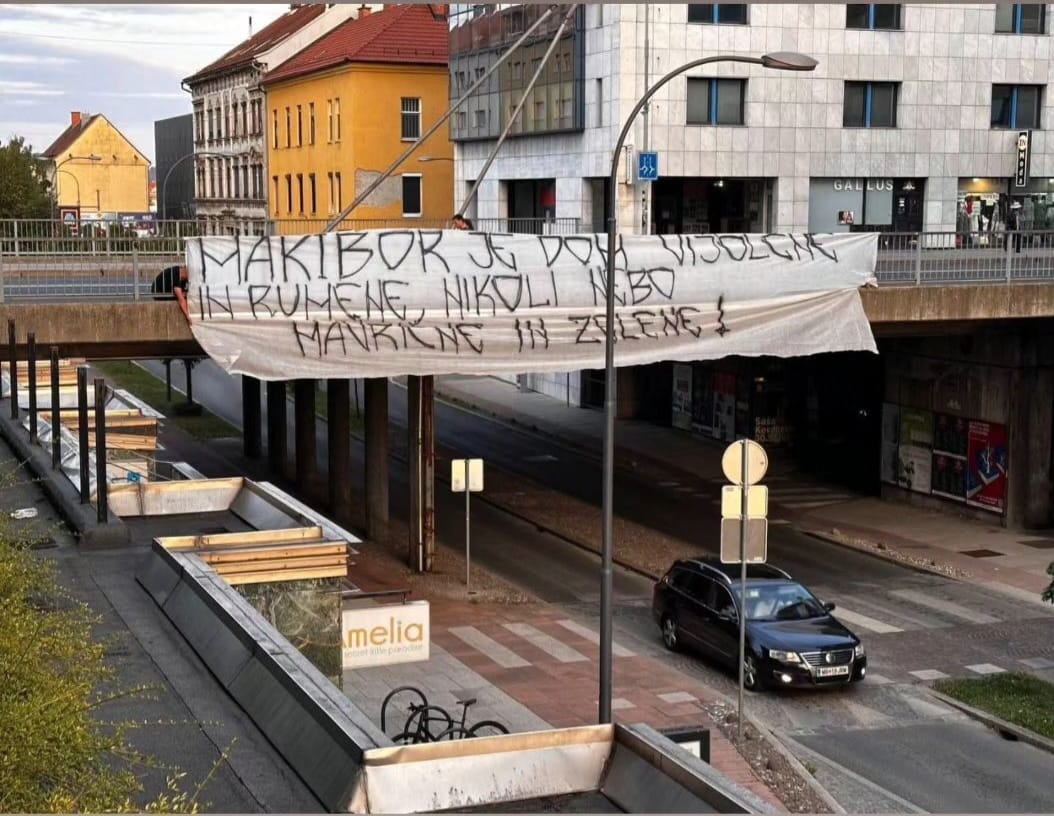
top-left (768, 649), bottom-right (801, 664)
top-left (854, 644), bottom-right (865, 659)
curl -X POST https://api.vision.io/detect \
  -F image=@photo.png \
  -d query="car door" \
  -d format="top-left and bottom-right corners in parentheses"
top-left (707, 583), bottom-right (740, 663)
top-left (679, 573), bottom-right (719, 655)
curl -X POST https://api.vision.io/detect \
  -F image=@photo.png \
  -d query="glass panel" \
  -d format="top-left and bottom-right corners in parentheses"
top-left (1017, 85), bottom-right (1042, 128)
top-left (687, 77), bottom-right (711, 124)
top-left (402, 176), bottom-right (421, 215)
top-left (1020, 4), bottom-right (1045, 33)
top-left (995, 3), bottom-right (1016, 31)
top-left (991, 84), bottom-right (1014, 127)
top-left (713, 586), bottom-right (737, 617)
top-left (843, 82), bottom-right (867, 126)
top-left (845, 4), bottom-right (871, 28)
top-left (715, 4), bottom-right (748, 24)
top-left (715, 78), bottom-right (745, 124)
top-left (870, 82), bottom-right (898, 127)
top-left (688, 3), bottom-right (715, 23)
top-left (871, 3), bottom-right (901, 28)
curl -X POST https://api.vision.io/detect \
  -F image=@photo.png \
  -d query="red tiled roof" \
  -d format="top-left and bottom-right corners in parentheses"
top-left (41, 113), bottom-right (101, 158)
top-left (263, 4), bottom-right (448, 86)
top-left (185, 3), bottom-right (328, 85)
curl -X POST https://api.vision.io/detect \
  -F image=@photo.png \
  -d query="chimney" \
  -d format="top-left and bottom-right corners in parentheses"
top-left (430, 4), bottom-right (448, 18)
top-left (358, 4), bottom-right (371, 17)
top-left (70, 111), bottom-right (82, 127)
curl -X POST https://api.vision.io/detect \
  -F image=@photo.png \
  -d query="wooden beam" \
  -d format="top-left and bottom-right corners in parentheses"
top-left (200, 542), bottom-right (348, 564)
top-left (222, 566), bottom-right (348, 586)
top-left (213, 554), bottom-right (349, 575)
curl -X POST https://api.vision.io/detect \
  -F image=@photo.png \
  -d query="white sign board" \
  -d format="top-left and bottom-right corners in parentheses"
top-left (721, 485), bottom-right (768, 519)
top-left (720, 518), bottom-right (768, 564)
top-left (721, 439), bottom-right (769, 486)
top-left (341, 600), bottom-right (429, 670)
top-left (184, 231), bottom-right (878, 380)
top-left (451, 458), bottom-right (484, 493)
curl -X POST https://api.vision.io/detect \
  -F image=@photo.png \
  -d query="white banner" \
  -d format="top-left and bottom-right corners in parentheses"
top-left (341, 600), bottom-right (429, 670)
top-left (184, 230), bottom-right (878, 380)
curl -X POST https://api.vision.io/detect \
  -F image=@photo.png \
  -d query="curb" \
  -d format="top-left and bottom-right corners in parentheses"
top-left (750, 721), bottom-right (846, 814)
top-left (926, 687), bottom-right (1054, 756)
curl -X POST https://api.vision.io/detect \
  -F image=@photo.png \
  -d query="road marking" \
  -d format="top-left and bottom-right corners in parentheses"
top-left (909, 669), bottom-right (950, 681)
top-left (524, 454), bottom-right (558, 463)
top-left (843, 699), bottom-right (894, 727)
top-left (889, 589), bottom-right (1000, 625)
top-left (555, 619), bottom-right (635, 657)
top-left (612, 698), bottom-right (636, 710)
top-left (904, 693), bottom-right (958, 720)
top-left (658, 691), bottom-right (698, 704)
top-left (503, 623), bottom-right (588, 663)
top-left (966, 663), bottom-right (1006, 675)
top-left (1020, 657), bottom-right (1054, 670)
top-left (830, 607), bottom-right (904, 634)
top-left (448, 626), bottom-right (530, 669)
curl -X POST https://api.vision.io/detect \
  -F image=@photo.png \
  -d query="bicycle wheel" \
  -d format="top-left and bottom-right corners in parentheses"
top-left (433, 726), bottom-right (472, 741)
top-left (468, 720), bottom-right (509, 738)
top-left (380, 686), bottom-right (428, 734)
top-left (402, 704), bottom-right (454, 742)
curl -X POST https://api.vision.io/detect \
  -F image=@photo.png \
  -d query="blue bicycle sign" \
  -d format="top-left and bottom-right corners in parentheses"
top-left (637, 151), bottom-right (659, 181)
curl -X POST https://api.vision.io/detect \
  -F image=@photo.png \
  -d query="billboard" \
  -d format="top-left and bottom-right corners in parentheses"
top-left (966, 420), bottom-right (1009, 513)
top-left (341, 600), bottom-right (430, 670)
top-left (897, 407), bottom-right (933, 494)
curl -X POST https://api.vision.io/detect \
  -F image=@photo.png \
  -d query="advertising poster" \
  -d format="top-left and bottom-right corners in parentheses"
top-left (880, 403), bottom-right (900, 485)
top-left (691, 365), bottom-right (714, 435)
top-left (897, 407), bottom-right (933, 494)
top-left (966, 420), bottom-right (1009, 513)
top-left (931, 452), bottom-right (967, 502)
top-left (933, 412), bottom-right (969, 457)
top-left (671, 364), bottom-right (693, 430)
top-left (713, 373), bottom-right (737, 442)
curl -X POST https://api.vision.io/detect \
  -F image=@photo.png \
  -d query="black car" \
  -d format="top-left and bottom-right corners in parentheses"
top-left (652, 557), bottom-right (866, 691)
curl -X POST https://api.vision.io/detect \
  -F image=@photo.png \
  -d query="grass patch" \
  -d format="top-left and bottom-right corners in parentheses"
top-left (934, 672), bottom-right (1054, 741)
top-left (94, 361), bottom-right (239, 439)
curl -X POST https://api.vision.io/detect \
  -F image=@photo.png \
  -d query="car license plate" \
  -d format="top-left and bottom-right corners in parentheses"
top-left (817, 665), bottom-right (850, 678)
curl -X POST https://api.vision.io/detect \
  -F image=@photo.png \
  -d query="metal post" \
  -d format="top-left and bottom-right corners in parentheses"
top-left (328, 380), bottom-right (351, 519)
top-left (294, 379), bottom-right (317, 493)
top-left (465, 481), bottom-right (472, 593)
top-left (77, 366), bottom-right (89, 503)
top-left (164, 359), bottom-right (172, 402)
top-left (50, 347), bottom-right (60, 469)
top-left (914, 233), bottom-right (923, 285)
top-left (0, 248), bottom-right (6, 304)
top-left (1006, 229), bottom-right (1014, 282)
top-left (242, 375), bottom-right (262, 458)
top-left (738, 441), bottom-right (749, 743)
top-left (266, 380), bottom-right (288, 476)
top-left (407, 376), bottom-right (422, 572)
top-left (26, 333), bottom-right (37, 443)
top-left (365, 378), bottom-right (389, 542)
top-left (94, 378), bottom-right (107, 523)
top-left (422, 374), bottom-right (435, 572)
top-left (132, 245), bottom-right (140, 301)
top-left (8, 319), bottom-right (18, 420)
top-left (183, 359), bottom-right (195, 407)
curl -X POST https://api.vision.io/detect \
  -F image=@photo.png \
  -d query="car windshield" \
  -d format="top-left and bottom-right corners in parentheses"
top-left (734, 582), bottom-right (827, 621)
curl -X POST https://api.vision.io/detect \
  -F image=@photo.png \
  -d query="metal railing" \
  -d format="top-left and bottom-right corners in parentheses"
top-left (872, 230), bottom-right (1054, 285)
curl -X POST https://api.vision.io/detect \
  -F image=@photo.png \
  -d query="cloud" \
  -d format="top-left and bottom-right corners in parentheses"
top-left (0, 80), bottom-right (64, 97)
top-left (0, 53), bottom-right (72, 65)
top-left (93, 91), bottom-right (189, 101)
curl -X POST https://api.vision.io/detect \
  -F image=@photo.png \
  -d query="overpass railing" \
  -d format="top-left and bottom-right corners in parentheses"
top-left (872, 230), bottom-right (1054, 285)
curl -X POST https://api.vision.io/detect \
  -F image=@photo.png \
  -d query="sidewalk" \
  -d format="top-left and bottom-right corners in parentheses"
top-left (433, 374), bottom-right (1054, 604)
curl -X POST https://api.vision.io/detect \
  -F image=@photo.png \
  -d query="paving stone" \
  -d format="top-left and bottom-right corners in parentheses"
top-left (909, 669), bottom-right (950, 681)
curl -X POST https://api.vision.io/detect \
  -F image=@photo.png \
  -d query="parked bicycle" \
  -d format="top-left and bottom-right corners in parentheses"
top-left (380, 685), bottom-right (508, 744)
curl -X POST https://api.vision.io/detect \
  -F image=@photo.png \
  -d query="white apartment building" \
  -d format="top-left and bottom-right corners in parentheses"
top-left (454, 3), bottom-right (1054, 238)
top-left (183, 3), bottom-right (377, 232)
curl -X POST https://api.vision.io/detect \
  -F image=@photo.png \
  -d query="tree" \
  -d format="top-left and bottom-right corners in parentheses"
top-left (1044, 561), bottom-right (1053, 605)
top-left (0, 136), bottom-right (52, 219)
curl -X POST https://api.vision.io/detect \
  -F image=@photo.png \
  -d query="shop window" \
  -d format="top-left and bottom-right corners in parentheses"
top-left (401, 97), bottom-right (422, 140)
top-left (402, 175), bottom-right (422, 217)
top-left (995, 4), bottom-right (1046, 34)
top-left (687, 78), bottom-right (746, 125)
top-left (991, 84), bottom-right (1043, 128)
top-left (687, 4), bottom-right (748, 24)
top-left (845, 4), bottom-right (902, 30)
top-left (843, 81), bottom-right (898, 127)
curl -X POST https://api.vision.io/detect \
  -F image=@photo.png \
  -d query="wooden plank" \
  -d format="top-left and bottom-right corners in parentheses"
top-left (194, 526), bottom-right (325, 549)
top-left (200, 542), bottom-right (347, 564)
top-left (214, 554), bottom-right (349, 576)
top-left (86, 433), bottom-right (158, 451)
top-left (223, 566), bottom-right (348, 586)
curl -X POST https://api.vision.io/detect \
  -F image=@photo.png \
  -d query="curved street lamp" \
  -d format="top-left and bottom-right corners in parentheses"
top-left (598, 51), bottom-right (818, 726)
top-left (56, 169), bottom-right (80, 208)
top-left (160, 150), bottom-right (236, 220)
top-left (50, 153), bottom-right (101, 210)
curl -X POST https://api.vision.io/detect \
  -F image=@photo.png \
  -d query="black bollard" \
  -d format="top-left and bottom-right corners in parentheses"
top-left (26, 333), bottom-right (37, 443)
top-left (8, 319), bottom-right (17, 420)
top-left (50, 347), bottom-right (60, 469)
top-left (77, 366), bottom-right (90, 503)
top-left (94, 378), bottom-right (108, 524)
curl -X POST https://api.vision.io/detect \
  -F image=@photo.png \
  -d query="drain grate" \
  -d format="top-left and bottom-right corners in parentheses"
top-left (961, 548), bottom-right (1005, 558)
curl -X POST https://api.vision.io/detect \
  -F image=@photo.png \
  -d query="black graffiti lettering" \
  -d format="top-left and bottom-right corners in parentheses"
top-left (344, 317), bottom-right (370, 351)
top-left (691, 234), bottom-right (721, 264)
top-left (204, 285), bottom-right (234, 320)
top-left (293, 320), bottom-right (321, 357)
top-left (491, 275), bottom-right (523, 312)
top-left (198, 238), bottom-right (240, 285)
top-left (401, 322), bottom-right (437, 350)
top-left (195, 284), bottom-right (205, 321)
top-left (661, 309), bottom-right (680, 337)
top-left (678, 306), bottom-right (703, 338)
top-left (370, 322), bottom-right (399, 351)
top-left (381, 279), bottom-right (409, 320)
top-left (515, 318), bottom-right (549, 351)
top-left (280, 234), bottom-right (314, 282)
top-left (435, 324), bottom-right (459, 353)
top-left (616, 313), bottom-right (640, 341)
top-left (377, 231), bottom-right (415, 270)
top-left (248, 285), bottom-right (275, 318)
top-left (563, 236), bottom-right (593, 266)
top-left (633, 310), bottom-right (658, 338)
top-left (716, 295), bottom-right (730, 336)
top-left (658, 234), bottom-right (685, 265)
top-left (471, 275), bottom-right (497, 316)
top-left (337, 232), bottom-right (374, 279)
top-left (762, 233), bottom-right (793, 260)
top-left (527, 275), bottom-right (552, 308)
top-left (717, 234), bottom-right (748, 261)
top-left (443, 276), bottom-right (464, 319)
top-left (627, 270), bottom-right (652, 305)
top-left (243, 236), bottom-right (274, 282)
top-left (486, 233), bottom-right (518, 271)
top-left (332, 283), bottom-right (361, 320)
top-left (570, 314), bottom-right (601, 344)
top-left (465, 231), bottom-right (493, 269)
top-left (455, 323), bottom-right (484, 354)
top-left (746, 234), bottom-right (770, 261)
top-left (807, 233), bottom-right (838, 261)
top-left (649, 268), bottom-right (675, 299)
top-left (276, 285), bottom-right (301, 318)
top-left (588, 267), bottom-right (626, 308)
top-left (324, 322), bottom-right (347, 356)
top-left (788, 233), bottom-right (814, 261)
top-left (538, 235), bottom-right (564, 267)
top-left (417, 230), bottom-right (450, 274)
top-left (364, 281), bottom-right (383, 319)
top-left (593, 233), bottom-right (628, 271)
top-left (304, 285), bottom-right (333, 321)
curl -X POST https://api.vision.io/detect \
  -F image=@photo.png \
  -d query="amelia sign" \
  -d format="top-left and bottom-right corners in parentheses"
top-left (183, 230), bottom-right (878, 380)
top-left (341, 600), bottom-right (430, 670)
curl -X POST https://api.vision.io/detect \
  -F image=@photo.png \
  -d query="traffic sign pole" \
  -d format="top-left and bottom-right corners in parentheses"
top-left (738, 439), bottom-right (748, 743)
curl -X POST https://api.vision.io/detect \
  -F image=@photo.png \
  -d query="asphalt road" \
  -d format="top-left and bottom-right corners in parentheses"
top-left (137, 359), bottom-right (1054, 813)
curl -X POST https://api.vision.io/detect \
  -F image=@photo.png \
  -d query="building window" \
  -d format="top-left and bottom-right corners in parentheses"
top-left (996, 3), bottom-right (1046, 33)
top-left (285, 174), bottom-right (292, 214)
top-left (843, 81), bottom-right (898, 127)
top-left (596, 78), bottom-right (604, 126)
top-left (687, 4), bottom-right (748, 24)
top-left (335, 171), bottom-right (342, 210)
top-left (401, 97), bottom-right (422, 140)
top-left (845, 4), bottom-right (902, 29)
top-left (991, 84), bottom-right (1043, 128)
top-left (297, 105), bottom-right (303, 146)
top-left (334, 97), bottom-right (341, 141)
top-left (511, 61), bottom-right (523, 82)
top-left (686, 78), bottom-right (746, 125)
top-left (242, 101), bottom-right (248, 137)
top-left (272, 176), bottom-right (279, 215)
top-left (474, 109), bottom-right (487, 128)
top-left (327, 100), bottom-right (333, 142)
top-left (402, 174), bottom-right (422, 217)
top-left (285, 107), bottom-right (291, 148)
top-left (309, 173), bottom-right (316, 214)
top-left (309, 102), bottom-right (316, 145)
top-left (327, 172), bottom-right (335, 214)
top-left (272, 109), bottom-right (278, 148)
top-left (296, 173), bottom-right (304, 213)
top-left (457, 111), bottom-right (468, 129)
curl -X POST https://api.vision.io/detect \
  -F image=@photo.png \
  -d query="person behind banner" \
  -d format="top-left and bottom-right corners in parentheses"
top-left (452, 214), bottom-right (474, 230)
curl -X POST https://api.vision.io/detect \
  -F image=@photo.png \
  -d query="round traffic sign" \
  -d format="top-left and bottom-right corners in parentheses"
top-left (721, 439), bottom-right (768, 486)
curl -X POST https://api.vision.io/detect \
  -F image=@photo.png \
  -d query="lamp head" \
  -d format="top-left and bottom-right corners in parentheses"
top-left (761, 51), bottom-right (818, 71)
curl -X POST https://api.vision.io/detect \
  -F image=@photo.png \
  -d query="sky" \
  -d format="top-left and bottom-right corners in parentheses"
top-left (0, 3), bottom-right (291, 163)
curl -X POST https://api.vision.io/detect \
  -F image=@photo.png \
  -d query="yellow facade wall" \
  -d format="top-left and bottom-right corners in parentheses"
top-left (265, 63), bottom-right (453, 234)
top-left (55, 117), bottom-right (150, 214)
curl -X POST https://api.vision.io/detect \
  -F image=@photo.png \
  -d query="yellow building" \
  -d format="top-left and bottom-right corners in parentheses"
top-left (262, 4), bottom-right (452, 234)
top-left (41, 111), bottom-right (150, 215)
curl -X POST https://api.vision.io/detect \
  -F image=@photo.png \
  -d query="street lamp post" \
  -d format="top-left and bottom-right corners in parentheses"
top-left (56, 170), bottom-right (80, 209)
top-left (598, 51), bottom-right (817, 725)
top-left (49, 153), bottom-right (101, 213)
top-left (160, 150), bottom-right (233, 221)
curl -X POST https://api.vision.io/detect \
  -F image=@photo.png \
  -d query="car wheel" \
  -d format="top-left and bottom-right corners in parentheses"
top-left (743, 655), bottom-right (768, 692)
top-left (661, 615), bottom-right (679, 651)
